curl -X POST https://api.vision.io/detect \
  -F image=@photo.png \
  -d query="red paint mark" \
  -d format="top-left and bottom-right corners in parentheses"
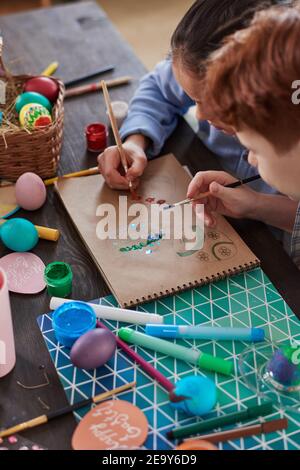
top-left (130, 195), bottom-right (168, 205)
top-left (131, 191), bottom-right (142, 201)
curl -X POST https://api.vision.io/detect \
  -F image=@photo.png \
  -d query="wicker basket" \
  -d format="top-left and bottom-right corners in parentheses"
top-left (0, 40), bottom-right (65, 181)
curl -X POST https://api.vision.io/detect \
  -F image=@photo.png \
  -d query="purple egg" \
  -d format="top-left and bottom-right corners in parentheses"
top-left (267, 349), bottom-right (297, 386)
top-left (70, 328), bottom-right (116, 370)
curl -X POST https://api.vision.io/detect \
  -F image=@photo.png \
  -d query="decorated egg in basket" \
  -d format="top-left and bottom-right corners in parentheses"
top-left (19, 103), bottom-right (52, 130)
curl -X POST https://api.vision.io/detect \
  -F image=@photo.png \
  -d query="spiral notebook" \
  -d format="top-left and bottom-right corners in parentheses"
top-left (56, 154), bottom-right (259, 307)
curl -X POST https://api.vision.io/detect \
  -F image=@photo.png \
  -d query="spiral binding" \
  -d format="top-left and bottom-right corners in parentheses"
top-left (124, 259), bottom-right (260, 308)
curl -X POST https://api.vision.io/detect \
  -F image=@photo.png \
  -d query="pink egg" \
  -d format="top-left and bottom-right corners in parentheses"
top-left (15, 172), bottom-right (47, 211)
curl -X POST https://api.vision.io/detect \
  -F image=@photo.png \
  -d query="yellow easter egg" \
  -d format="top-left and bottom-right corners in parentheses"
top-left (19, 103), bottom-right (52, 130)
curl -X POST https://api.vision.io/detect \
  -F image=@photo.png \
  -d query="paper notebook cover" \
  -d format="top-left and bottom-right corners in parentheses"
top-left (56, 154), bottom-right (259, 307)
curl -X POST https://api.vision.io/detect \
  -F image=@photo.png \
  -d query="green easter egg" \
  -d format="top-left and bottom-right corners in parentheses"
top-left (15, 91), bottom-right (52, 114)
top-left (0, 218), bottom-right (39, 252)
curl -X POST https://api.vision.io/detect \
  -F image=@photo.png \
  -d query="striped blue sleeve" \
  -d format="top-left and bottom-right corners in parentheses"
top-left (120, 60), bottom-right (194, 158)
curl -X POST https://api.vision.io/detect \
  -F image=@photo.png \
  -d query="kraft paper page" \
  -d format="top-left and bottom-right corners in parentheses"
top-left (56, 154), bottom-right (259, 307)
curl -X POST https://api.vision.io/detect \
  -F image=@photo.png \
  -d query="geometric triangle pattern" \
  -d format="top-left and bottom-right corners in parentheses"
top-left (37, 268), bottom-right (300, 450)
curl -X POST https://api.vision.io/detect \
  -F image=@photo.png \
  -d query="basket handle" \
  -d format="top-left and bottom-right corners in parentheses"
top-left (0, 36), bottom-right (12, 79)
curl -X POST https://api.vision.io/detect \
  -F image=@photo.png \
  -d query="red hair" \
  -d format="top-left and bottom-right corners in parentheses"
top-left (199, 3), bottom-right (300, 150)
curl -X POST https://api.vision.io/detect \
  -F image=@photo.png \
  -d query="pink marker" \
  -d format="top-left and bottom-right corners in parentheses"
top-left (97, 321), bottom-right (174, 393)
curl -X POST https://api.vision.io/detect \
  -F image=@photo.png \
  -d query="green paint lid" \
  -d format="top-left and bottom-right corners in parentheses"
top-left (44, 261), bottom-right (73, 298)
top-left (198, 352), bottom-right (234, 376)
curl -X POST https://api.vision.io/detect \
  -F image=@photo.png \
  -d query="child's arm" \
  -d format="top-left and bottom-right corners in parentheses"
top-left (188, 171), bottom-right (298, 232)
top-left (98, 60), bottom-right (194, 189)
top-left (119, 60), bottom-right (194, 157)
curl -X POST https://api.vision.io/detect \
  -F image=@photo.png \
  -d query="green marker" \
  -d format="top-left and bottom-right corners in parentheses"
top-left (118, 327), bottom-right (233, 376)
top-left (167, 401), bottom-right (273, 440)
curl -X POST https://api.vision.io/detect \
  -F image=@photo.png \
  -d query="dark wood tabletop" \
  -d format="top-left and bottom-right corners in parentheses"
top-left (0, 1), bottom-right (299, 451)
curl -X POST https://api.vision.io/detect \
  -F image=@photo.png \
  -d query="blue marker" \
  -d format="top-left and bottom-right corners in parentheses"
top-left (145, 324), bottom-right (265, 342)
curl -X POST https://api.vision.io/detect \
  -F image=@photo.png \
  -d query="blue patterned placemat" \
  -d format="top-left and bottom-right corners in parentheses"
top-left (37, 268), bottom-right (300, 450)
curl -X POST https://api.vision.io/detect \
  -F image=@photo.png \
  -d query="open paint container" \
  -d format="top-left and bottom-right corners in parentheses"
top-left (52, 301), bottom-right (97, 348)
top-left (85, 123), bottom-right (108, 152)
top-left (44, 261), bottom-right (73, 298)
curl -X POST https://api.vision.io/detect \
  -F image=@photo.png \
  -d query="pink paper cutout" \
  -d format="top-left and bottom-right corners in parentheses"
top-left (0, 253), bottom-right (46, 294)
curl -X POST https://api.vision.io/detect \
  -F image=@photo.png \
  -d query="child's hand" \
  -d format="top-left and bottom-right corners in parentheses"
top-left (98, 138), bottom-right (148, 190)
top-left (187, 170), bottom-right (260, 227)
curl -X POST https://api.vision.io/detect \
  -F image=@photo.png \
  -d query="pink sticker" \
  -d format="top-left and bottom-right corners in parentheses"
top-left (8, 436), bottom-right (18, 444)
top-left (0, 253), bottom-right (46, 294)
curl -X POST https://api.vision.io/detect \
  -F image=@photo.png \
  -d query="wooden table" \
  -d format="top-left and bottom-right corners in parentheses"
top-left (0, 1), bottom-right (299, 450)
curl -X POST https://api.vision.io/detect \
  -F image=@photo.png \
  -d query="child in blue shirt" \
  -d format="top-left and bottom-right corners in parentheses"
top-left (98, 0), bottom-right (297, 246)
top-left (98, 0), bottom-right (282, 193)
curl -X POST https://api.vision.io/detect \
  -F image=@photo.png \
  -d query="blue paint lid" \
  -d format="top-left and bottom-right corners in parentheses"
top-left (52, 301), bottom-right (97, 348)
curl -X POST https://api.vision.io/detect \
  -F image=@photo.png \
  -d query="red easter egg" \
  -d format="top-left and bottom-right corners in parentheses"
top-left (24, 76), bottom-right (59, 102)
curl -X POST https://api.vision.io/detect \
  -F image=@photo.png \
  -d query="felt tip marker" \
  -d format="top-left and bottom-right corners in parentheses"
top-left (118, 327), bottom-right (234, 376)
top-left (145, 325), bottom-right (265, 342)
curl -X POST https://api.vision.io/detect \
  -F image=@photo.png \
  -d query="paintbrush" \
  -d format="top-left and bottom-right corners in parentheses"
top-left (101, 80), bottom-right (133, 190)
top-left (65, 76), bottom-right (132, 98)
top-left (164, 174), bottom-right (261, 210)
top-left (0, 381), bottom-right (135, 438)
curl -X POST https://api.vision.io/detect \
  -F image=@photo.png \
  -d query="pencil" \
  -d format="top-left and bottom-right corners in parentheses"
top-left (0, 381), bottom-right (135, 439)
top-left (44, 167), bottom-right (99, 186)
top-left (101, 80), bottom-right (133, 190)
top-left (184, 418), bottom-right (288, 444)
top-left (41, 61), bottom-right (59, 77)
top-left (164, 174), bottom-right (261, 210)
top-left (0, 167), bottom-right (100, 188)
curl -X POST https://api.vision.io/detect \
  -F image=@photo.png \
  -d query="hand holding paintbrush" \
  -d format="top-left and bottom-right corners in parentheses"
top-left (165, 170), bottom-right (261, 227)
top-left (101, 80), bottom-right (133, 190)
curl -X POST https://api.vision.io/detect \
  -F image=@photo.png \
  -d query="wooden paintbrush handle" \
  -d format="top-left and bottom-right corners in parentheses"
top-left (0, 415), bottom-right (48, 438)
top-left (93, 381), bottom-right (136, 404)
top-left (65, 76), bottom-right (132, 98)
top-left (101, 80), bottom-right (129, 173)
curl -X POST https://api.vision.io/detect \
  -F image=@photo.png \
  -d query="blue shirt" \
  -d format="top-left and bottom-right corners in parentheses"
top-left (120, 59), bottom-right (277, 195)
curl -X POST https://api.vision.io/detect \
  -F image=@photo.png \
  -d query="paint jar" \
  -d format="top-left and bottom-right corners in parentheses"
top-left (107, 101), bottom-right (128, 128)
top-left (85, 122), bottom-right (108, 152)
top-left (52, 301), bottom-right (96, 348)
top-left (0, 268), bottom-right (16, 377)
top-left (44, 261), bottom-right (73, 298)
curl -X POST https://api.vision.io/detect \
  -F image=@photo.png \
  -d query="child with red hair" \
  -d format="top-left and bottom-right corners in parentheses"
top-left (187, 3), bottom-right (300, 266)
